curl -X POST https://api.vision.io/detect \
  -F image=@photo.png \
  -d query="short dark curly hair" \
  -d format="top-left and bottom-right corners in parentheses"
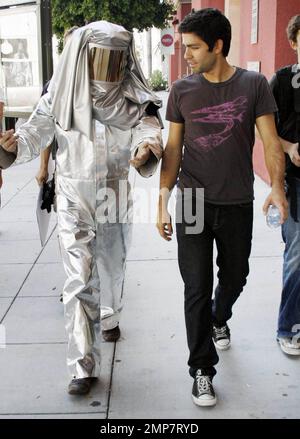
top-left (178, 8), bottom-right (231, 57)
top-left (286, 15), bottom-right (300, 42)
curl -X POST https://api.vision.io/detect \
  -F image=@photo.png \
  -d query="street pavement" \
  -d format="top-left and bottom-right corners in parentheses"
top-left (0, 91), bottom-right (299, 419)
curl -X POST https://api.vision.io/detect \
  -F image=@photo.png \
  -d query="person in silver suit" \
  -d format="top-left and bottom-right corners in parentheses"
top-left (0, 21), bottom-right (163, 395)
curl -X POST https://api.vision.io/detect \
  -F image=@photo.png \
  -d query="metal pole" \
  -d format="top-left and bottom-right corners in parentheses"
top-left (40, 0), bottom-right (53, 83)
top-left (147, 28), bottom-right (152, 79)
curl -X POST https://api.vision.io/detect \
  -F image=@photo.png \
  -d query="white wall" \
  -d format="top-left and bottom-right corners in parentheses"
top-left (133, 27), bottom-right (168, 80)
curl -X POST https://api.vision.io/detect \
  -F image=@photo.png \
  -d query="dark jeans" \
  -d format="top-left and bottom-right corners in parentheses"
top-left (278, 178), bottom-right (300, 338)
top-left (176, 199), bottom-right (253, 378)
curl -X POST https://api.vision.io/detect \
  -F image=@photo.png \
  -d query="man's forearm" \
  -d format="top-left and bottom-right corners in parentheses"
top-left (264, 139), bottom-right (286, 188)
top-left (278, 136), bottom-right (300, 168)
top-left (40, 145), bottom-right (52, 169)
top-left (278, 136), bottom-right (297, 153)
top-left (159, 145), bottom-right (182, 206)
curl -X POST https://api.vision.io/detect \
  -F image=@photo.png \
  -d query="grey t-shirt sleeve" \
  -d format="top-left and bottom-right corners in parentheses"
top-left (166, 84), bottom-right (185, 123)
top-left (255, 75), bottom-right (278, 119)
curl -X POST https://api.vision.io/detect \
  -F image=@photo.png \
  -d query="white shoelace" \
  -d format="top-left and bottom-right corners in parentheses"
top-left (196, 373), bottom-right (212, 393)
top-left (215, 325), bottom-right (228, 338)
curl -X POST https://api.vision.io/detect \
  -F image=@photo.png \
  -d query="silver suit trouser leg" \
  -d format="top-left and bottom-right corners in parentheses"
top-left (96, 222), bottom-right (132, 331)
top-left (57, 185), bottom-right (101, 379)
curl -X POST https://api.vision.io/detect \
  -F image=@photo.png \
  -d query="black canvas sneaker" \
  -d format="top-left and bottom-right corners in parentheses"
top-left (192, 370), bottom-right (217, 407)
top-left (212, 323), bottom-right (231, 350)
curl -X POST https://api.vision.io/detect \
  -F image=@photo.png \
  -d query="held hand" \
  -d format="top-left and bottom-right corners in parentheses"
top-left (263, 188), bottom-right (288, 224)
top-left (0, 129), bottom-right (18, 153)
top-left (287, 143), bottom-right (300, 167)
top-left (147, 140), bottom-right (162, 160)
top-left (130, 142), bottom-right (151, 168)
top-left (36, 168), bottom-right (49, 186)
top-left (156, 204), bottom-right (173, 241)
top-left (130, 138), bottom-right (162, 169)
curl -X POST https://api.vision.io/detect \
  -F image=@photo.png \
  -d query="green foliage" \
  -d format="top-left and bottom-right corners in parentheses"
top-left (52, 0), bottom-right (175, 51)
top-left (148, 70), bottom-right (168, 91)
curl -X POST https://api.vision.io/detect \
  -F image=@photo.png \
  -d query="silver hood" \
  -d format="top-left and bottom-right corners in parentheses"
top-left (48, 21), bottom-right (162, 139)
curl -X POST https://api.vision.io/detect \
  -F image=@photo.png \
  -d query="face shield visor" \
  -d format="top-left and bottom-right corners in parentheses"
top-left (88, 44), bottom-right (127, 82)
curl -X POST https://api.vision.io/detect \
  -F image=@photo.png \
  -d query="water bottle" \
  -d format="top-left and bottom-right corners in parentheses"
top-left (266, 205), bottom-right (281, 229)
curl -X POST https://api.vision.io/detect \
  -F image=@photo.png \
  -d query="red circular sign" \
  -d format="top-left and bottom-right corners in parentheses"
top-left (161, 34), bottom-right (173, 47)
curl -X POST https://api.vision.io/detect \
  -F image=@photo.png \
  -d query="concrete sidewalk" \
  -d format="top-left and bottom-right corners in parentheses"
top-left (0, 91), bottom-right (299, 419)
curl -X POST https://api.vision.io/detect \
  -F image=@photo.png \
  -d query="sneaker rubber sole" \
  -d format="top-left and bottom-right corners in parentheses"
top-left (213, 339), bottom-right (231, 351)
top-left (277, 338), bottom-right (300, 356)
top-left (192, 394), bottom-right (217, 407)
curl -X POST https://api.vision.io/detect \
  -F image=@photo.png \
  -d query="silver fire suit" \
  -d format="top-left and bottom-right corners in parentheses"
top-left (14, 21), bottom-right (163, 378)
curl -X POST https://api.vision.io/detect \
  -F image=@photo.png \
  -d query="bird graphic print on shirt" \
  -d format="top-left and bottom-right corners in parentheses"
top-left (191, 96), bottom-right (248, 151)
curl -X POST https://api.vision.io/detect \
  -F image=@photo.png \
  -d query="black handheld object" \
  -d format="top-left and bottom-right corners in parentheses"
top-left (41, 176), bottom-right (55, 213)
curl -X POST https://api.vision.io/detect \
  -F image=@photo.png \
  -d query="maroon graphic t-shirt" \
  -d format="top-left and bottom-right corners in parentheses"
top-left (166, 68), bottom-right (278, 204)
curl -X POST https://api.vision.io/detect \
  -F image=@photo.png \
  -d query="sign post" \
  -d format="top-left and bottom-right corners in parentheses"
top-left (160, 27), bottom-right (175, 56)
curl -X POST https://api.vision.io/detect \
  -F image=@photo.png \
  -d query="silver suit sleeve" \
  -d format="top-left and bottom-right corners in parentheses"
top-left (14, 93), bottom-right (55, 165)
top-left (131, 115), bottom-right (163, 178)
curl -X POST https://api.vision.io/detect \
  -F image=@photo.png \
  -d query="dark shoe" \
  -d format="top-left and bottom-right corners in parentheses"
top-left (102, 325), bottom-right (121, 342)
top-left (213, 323), bottom-right (231, 350)
top-left (192, 370), bottom-right (217, 407)
top-left (68, 377), bottom-right (96, 395)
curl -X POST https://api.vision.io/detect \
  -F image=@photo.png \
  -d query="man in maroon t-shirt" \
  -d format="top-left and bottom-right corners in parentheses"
top-left (156, 8), bottom-right (288, 407)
